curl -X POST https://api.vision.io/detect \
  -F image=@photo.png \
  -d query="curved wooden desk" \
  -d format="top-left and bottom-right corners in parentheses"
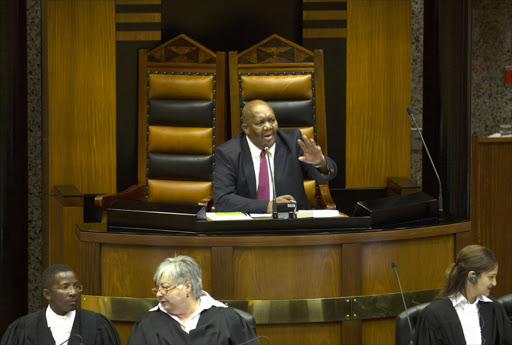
top-left (77, 220), bottom-right (471, 345)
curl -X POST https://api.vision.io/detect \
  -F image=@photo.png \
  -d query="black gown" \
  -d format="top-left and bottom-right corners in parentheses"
top-left (0, 308), bottom-right (121, 345)
top-left (413, 298), bottom-right (512, 345)
top-left (127, 306), bottom-right (257, 345)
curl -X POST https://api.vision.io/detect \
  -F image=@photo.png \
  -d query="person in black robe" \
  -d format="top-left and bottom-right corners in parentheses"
top-left (1, 264), bottom-right (121, 345)
top-left (0, 307), bottom-right (121, 345)
top-left (413, 245), bottom-right (512, 345)
top-left (414, 298), bottom-right (512, 345)
top-left (127, 255), bottom-right (257, 345)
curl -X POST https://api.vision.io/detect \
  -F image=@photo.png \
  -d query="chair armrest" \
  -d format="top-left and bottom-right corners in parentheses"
top-left (318, 182), bottom-right (336, 210)
top-left (94, 184), bottom-right (145, 211)
top-left (198, 196), bottom-right (214, 212)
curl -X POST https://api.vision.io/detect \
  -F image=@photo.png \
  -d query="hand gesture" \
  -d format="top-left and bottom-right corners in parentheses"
top-left (297, 135), bottom-right (324, 165)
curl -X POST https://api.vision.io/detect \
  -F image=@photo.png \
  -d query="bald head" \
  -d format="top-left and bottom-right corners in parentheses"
top-left (242, 100), bottom-right (272, 124)
top-left (241, 100), bottom-right (278, 150)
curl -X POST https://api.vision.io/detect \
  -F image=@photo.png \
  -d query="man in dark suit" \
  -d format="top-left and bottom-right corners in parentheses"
top-left (1, 264), bottom-right (121, 345)
top-left (213, 99), bottom-right (337, 213)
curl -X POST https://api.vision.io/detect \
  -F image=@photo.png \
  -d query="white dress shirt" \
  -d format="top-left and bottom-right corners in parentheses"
top-left (449, 292), bottom-right (492, 345)
top-left (246, 137), bottom-right (276, 199)
top-left (150, 290), bottom-right (227, 334)
top-left (46, 305), bottom-right (76, 345)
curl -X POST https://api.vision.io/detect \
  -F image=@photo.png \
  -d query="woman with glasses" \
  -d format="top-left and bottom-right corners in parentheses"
top-left (413, 245), bottom-right (512, 345)
top-left (127, 255), bottom-right (257, 345)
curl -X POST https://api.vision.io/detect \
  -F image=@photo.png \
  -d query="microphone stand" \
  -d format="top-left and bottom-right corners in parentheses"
top-left (265, 147), bottom-right (278, 219)
top-left (407, 107), bottom-right (443, 213)
top-left (392, 262), bottom-right (414, 345)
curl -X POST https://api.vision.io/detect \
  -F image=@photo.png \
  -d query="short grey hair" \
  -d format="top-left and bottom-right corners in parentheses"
top-left (153, 256), bottom-right (203, 298)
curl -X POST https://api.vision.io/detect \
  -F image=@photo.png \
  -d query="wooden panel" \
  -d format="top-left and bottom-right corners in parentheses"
top-left (78, 221), bottom-right (470, 345)
top-left (471, 137), bottom-right (512, 297)
top-left (341, 244), bottom-right (362, 345)
top-left (360, 235), bottom-right (455, 345)
top-left (211, 247), bottom-right (233, 299)
top-left (48, 196), bottom-right (63, 266)
top-left (232, 246), bottom-right (342, 345)
top-left (233, 245), bottom-right (341, 300)
top-left (100, 245), bottom-right (211, 298)
top-left (112, 322), bottom-right (133, 345)
top-left (45, 0), bottom-right (116, 195)
top-left (346, 0), bottom-right (411, 187)
top-left (256, 324), bottom-right (341, 345)
top-left (81, 242), bottom-right (101, 295)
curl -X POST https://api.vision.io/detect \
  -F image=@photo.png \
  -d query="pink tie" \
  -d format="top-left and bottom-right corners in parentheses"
top-left (257, 149), bottom-right (270, 200)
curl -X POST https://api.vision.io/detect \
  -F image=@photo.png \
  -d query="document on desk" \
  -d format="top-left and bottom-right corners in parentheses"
top-left (296, 210), bottom-right (347, 218)
top-left (206, 212), bottom-right (252, 221)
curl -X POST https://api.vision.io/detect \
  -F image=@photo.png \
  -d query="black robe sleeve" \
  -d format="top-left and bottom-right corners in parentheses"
top-left (76, 309), bottom-right (122, 345)
top-left (0, 309), bottom-right (54, 345)
top-left (0, 317), bottom-right (26, 345)
top-left (413, 299), bottom-right (466, 345)
top-left (223, 307), bottom-right (257, 345)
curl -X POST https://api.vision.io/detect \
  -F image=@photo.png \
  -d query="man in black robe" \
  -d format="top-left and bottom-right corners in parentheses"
top-left (1, 264), bottom-right (121, 345)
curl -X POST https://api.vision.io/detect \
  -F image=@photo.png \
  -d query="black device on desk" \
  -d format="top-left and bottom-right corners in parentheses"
top-left (275, 202), bottom-right (297, 219)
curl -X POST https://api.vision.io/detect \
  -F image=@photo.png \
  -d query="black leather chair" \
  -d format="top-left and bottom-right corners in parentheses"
top-left (233, 307), bottom-right (257, 334)
top-left (95, 34), bottom-right (227, 213)
top-left (228, 34), bottom-right (336, 210)
top-left (395, 302), bottom-right (430, 345)
top-left (497, 293), bottom-right (512, 323)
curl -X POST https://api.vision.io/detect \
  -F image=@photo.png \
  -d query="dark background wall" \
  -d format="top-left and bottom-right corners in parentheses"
top-left (0, 0), bottom-right (28, 336)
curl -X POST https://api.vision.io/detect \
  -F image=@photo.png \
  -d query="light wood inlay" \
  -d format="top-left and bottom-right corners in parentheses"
top-left (303, 10), bottom-right (347, 20)
top-left (115, 13), bottom-right (161, 23)
top-left (304, 0), bottom-right (346, 3)
top-left (116, 0), bottom-right (161, 4)
top-left (116, 31), bottom-right (161, 41)
top-left (303, 28), bottom-right (347, 38)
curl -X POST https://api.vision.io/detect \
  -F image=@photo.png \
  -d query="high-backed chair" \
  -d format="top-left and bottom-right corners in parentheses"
top-left (228, 34), bottom-right (335, 209)
top-left (96, 34), bottom-right (227, 211)
top-left (497, 293), bottom-right (512, 323)
top-left (395, 302), bottom-right (430, 345)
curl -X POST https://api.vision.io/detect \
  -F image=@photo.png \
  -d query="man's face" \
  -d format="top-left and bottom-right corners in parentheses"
top-left (242, 103), bottom-right (278, 150)
top-left (43, 271), bottom-right (80, 315)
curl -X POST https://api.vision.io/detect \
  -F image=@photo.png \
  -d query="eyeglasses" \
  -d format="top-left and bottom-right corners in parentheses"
top-left (152, 284), bottom-right (181, 295)
top-left (59, 284), bottom-right (83, 293)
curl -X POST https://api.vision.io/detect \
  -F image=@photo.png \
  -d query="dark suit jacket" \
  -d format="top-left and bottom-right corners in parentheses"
top-left (213, 129), bottom-right (337, 213)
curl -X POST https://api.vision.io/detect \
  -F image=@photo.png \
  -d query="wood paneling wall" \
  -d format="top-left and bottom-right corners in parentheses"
top-left (346, 0), bottom-right (411, 188)
top-left (43, 0), bottom-right (116, 194)
top-left (42, 0), bottom-right (117, 265)
top-left (471, 136), bottom-right (512, 297)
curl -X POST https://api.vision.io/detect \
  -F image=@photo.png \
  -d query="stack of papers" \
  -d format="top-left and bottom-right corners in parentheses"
top-left (206, 210), bottom-right (347, 221)
top-left (206, 212), bottom-right (252, 221)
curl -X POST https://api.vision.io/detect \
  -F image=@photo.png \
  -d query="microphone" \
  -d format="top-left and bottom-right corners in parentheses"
top-left (58, 334), bottom-right (83, 345)
top-left (391, 261), bottom-right (413, 345)
top-left (238, 335), bottom-right (270, 345)
top-left (263, 144), bottom-right (278, 219)
top-left (406, 106), bottom-right (443, 213)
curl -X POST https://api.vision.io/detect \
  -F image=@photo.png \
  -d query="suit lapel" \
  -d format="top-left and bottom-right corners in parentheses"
top-left (240, 136), bottom-right (257, 197)
top-left (273, 136), bottom-right (286, 196)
